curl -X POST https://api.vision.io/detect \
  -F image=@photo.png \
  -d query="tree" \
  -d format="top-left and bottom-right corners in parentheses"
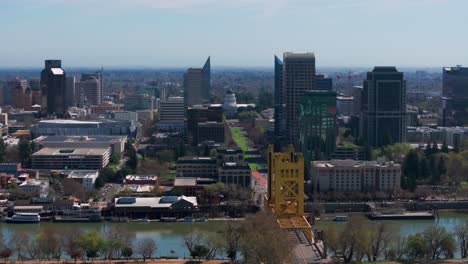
top-left (368, 222), bottom-right (393, 261)
top-left (77, 230), bottom-right (103, 261)
top-left (402, 150), bottom-right (419, 190)
top-left (0, 138), bottom-right (6, 162)
top-left (386, 235), bottom-right (408, 261)
top-left (407, 233), bottom-right (429, 259)
top-left (441, 142), bottom-right (449, 153)
top-left (455, 222), bottom-right (468, 258)
top-left (124, 141), bottom-right (138, 171)
top-left (136, 238), bottom-right (156, 261)
top-left (325, 217), bottom-right (368, 263)
top-left (36, 226), bottom-right (61, 259)
top-left (423, 225), bottom-right (455, 260)
top-left (9, 230), bottom-right (28, 260)
top-left (121, 246), bottom-right (133, 261)
top-left (222, 221), bottom-right (242, 261)
top-left (240, 212), bottom-right (293, 264)
top-left (0, 248), bottom-right (12, 263)
top-left (18, 138), bottom-right (32, 167)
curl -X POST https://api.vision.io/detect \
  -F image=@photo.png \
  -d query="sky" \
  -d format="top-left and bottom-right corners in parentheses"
top-left (1, 0), bottom-right (467, 68)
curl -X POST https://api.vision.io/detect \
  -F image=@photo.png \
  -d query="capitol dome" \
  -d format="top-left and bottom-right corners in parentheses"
top-left (223, 89), bottom-right (237, 117)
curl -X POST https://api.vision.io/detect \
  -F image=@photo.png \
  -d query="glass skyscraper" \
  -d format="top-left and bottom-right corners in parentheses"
top-left (299, 90), bottom-right (337, 174)
top-left (361, 66), bottom-right (406, 147)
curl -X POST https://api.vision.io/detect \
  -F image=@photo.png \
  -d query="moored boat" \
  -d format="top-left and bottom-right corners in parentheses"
top-left (6, 213), bottom-right (41, 223)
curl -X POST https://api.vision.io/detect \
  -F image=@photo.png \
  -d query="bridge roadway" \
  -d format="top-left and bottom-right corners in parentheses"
top-left (289, 229), bottom-right (322, 264)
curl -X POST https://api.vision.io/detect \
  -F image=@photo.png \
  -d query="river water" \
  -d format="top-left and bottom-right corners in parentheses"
top-left (1, 212), bottom-right (467, 259)
top-left (0, 221), bottom-right (226, 258)
top-left (315, 211), bottom-right (468, 258)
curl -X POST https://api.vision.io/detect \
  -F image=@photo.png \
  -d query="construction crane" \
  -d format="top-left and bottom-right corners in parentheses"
top-left (336, 71), bottom-right (364, 94)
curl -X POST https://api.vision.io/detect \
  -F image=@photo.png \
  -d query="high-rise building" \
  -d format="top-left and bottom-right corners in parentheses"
top-left (442, 66), bottom-right (468, 126)
top-left (298, 90), bottom-right (337, 174)
top-left (76, 74), bottom-right (101, 106)
top-left (274, 56), bottom-right (283, 137)
top-left (65, 76), bottom-right (76, 108)
top-left (159, 96), bottom-right (185, 121)
top-left (315, 74), bottom-right (333, 91)
top-left (187, 104), bottom-right (224, 145)
top-left (275, 52), bottom-right (316, 145)
top-left (184, 57), bottom-right (211, 106)
top-left (361, 66), bottom-right (406, 147)
top-left (336, 95), bottom-right (354, 116)
top-left (4, 78), bottom-right (27, 106)
top-left (41, 60), bottom-right (67, 115)
top-left (29, 79), bottom-right (42, 106)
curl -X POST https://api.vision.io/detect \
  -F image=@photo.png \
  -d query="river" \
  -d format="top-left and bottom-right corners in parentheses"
top-left (0, 221), bottom-right (227, 258)
top-left (315, 211), bottom-right (468, 258)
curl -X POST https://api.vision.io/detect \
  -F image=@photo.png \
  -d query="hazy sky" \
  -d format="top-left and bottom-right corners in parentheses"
top-left (1, 0), bottom-right (467, 68)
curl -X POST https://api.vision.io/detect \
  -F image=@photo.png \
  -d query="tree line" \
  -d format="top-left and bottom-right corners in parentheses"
top-left (0, 211), bottom-right (293, 263)
top-left (324, 217), bottom-right (468, 263)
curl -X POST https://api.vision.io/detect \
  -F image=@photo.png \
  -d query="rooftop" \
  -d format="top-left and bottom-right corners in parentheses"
top-left (32, 148), bottom-right (110, 156)
top-left (114, 196), bottom-right (197, 208)
top-left (35, 135), bottom-right (127, 143)
top-left (68, 170), bottom-right (99, 179)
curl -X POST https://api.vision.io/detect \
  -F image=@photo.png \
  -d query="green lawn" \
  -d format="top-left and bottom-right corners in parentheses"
top-left (230, 127), bottom-right (249, 151)
top-left (249, 163), bottom-right (258, 171)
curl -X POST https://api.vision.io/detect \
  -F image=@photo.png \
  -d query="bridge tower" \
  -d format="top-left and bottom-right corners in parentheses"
top-left (266, 144), bottom-right (312, 243)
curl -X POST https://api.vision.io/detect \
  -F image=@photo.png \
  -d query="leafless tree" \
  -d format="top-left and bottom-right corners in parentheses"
top-left (455, 222), bottom-right (468, 258)
top-left (36, 226), bottom-right (61, 259)
top-left (136, 238), bottom-right (156, 261)
top-left (9, 230), bottom-right (28, 260)
top-left (222, 221), bottom-right (242, 261)
top-left (240, 212), bottom-right (293, 264)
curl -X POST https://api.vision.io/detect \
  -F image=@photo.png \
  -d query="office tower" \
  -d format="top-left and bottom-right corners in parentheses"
top-left (299, 90), bottom-right (337, 172)
top-left (277, 52), bottom-right (316, 145)
top-left (29, 79), bottom-right (42, 106)
top-left (336, 95), bottom-right (354, 116)
top-left (274, 56), bottom-right (283, 137)
top-left (361, 66), bottom-right (406, 147)
top-left (13, 83), bottom-right (32, 110)
top-left (187, 104), bottom-right (224, 145)
top-left (159, 96), bottom-right (185, 121)
top-left (184, 57), bottom-right (211, 106)
top-left (222, 90), bottom-right (237, 118)
top-left (315, 74), bottom-right (333, 91)
top-left (442, 66), bottom-right (468, 126)
top-left (65, 76), bottom-right (76, 107)
top-left (352, 85), bottom-right (363, 116)
top-left (3, 78), bottom-right (27, 105)
top-left (40, 60), bottom-right (67, 115)
top-left (76, 74), bottom-right (101, 106)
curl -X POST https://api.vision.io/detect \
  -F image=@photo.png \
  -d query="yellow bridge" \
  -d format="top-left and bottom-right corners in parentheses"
top-left (265, 144), bottom-right (313, 244)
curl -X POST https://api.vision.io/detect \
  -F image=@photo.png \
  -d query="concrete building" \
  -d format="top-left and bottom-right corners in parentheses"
top-left (159, 96), bottom-right (185, 121)
top-left (311, 159), bottom-right (401, 192)
top-left (31, 119), bottom-right (136, 138)
top-left (65, 76), bottom-right (76, 108)
top-left (112, 111), bottom-right (138, 125)
top-left (136, 110), bottom-right (154, 122)
top-left (157, 96), bottom-right (186, 134)
top-left (34, 135), bottom-right (126, 155)
top-left (275, 52), bottom-right (316, 144)
top-left (32, 148), bottom-right (111, 170)
top-left (407, 126), bottom-right (468, 148)
top-left (18, 180), bottom-right (49, 198)
top-left (215, 148), bottom-right (244, 166)
top-left (76, 74), bottom-right (101, 106)
top-left (176, 156), bottom-right (217, 179)
top-left (125, 175), bottom-right (159, 185)
top-left (41, 60), bottom-right (67, 115)
top-left (362, 67), bottom-right (407, 147)
top-left (173, 177), bottom-right (217, 196)
top-left (124, 94), bottom-right (155, 111)
top-left (90, 103), bottom-right (122, 115)
top-left (223, 90), bottom-right (238, 118)
top-left (337, 96), bottom-right (354, 116)
top-left (218, 162), bottom-right (251, 187)
top-left (67, 170), bottom-right (99, 190)
top-left (184, 57), bottom-right (210, 106)
top-left (316, 74), bottom-right (333, 91)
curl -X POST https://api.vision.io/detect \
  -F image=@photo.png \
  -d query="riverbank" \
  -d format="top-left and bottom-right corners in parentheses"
top-left (0, 259), bottom-right (226, 264)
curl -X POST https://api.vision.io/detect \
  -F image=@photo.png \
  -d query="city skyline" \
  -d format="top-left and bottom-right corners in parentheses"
top-left (1, 0), bottom-right (468, 68)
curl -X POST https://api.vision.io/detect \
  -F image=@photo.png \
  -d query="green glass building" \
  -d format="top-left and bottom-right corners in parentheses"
top-left (298, 90), bottom-right (337, 173)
